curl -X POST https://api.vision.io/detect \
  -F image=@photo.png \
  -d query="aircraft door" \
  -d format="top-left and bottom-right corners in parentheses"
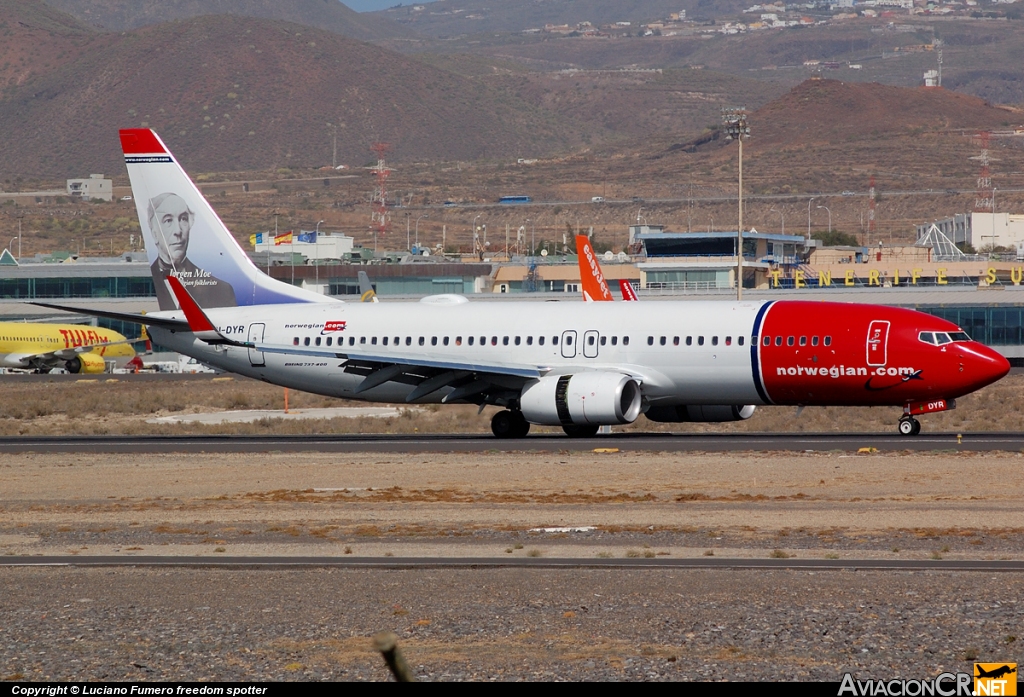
top-left (561, 330), bottom-right (577, 359)
top-left (583, 330), bottom-right (599, 358)
top-left (248, 323), bottom-right (266, 367)
top-left (866, 320), bottom-right (889, 367)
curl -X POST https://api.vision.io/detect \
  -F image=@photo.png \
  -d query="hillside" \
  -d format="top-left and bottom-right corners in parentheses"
top-left (0, 11), bottom-right (584, 178)
top-left (0, 0), bottom-right (109, 88)
top-left (375, 0), bottom-right (749, 37)
top-left (42, 0), bottom-right (412, 41)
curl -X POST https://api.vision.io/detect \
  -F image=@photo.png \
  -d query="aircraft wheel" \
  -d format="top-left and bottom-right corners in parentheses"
top-left (491, 410), bottom-right (520, 439)
top-left (563, 424), bottom-right (600, 438)
top-left (511, 411), bottom-right (531, 438)
top-left (898, 417), bottom-right (919, 436)
top-left (911, 419), bottom-right (921, 436)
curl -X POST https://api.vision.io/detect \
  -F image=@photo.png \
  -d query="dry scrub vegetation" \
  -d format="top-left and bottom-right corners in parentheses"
top-left (0, 373), bottom-right (1021, 437)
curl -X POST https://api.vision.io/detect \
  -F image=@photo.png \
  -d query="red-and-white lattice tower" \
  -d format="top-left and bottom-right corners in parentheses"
top-left (370, 142), bottom-right (392, 242)
top-left (972, 131), bottom-right (994, 212)
top-left (868, 175), bottom-right (876, 238)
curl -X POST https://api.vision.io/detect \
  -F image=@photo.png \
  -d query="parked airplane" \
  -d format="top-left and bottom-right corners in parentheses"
top-left (0, 322), bottom-right (136, 373)
top-left (37, 130), bottom-right (1011, 438)
top-left (574, 233), bottom-right (637, 303)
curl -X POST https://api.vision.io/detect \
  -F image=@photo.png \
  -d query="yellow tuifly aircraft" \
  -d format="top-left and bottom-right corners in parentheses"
top-left (0, 322), bottom-right (138, 373)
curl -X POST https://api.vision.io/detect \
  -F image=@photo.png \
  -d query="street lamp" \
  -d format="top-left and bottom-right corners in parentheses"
top-left (473, 214), bottom-right (482, 257)
top-left (314, 220), bottom-right (324, 291)
top-left (807, 197), bottom-right (815, 237)
top-left (722, 106), bottom-right (750, 300)
top-left (415, 214), bottom-right (428, 250)
top-left (16, 213), bottom-right (23, 260)
top-left (770, 207), bottom-right (784, 236)
top-left (816, 205), bottom-right (831, 234)
top-left (526, 218), bottom-right (535, 256)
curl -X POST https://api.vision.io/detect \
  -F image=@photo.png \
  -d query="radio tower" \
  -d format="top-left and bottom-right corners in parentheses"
top-left (971, 131), bottom-right (994, 213)
top-left (370, 142), bottom-right (391, 251)
top-left (868, 175), bottom-right (877, 239)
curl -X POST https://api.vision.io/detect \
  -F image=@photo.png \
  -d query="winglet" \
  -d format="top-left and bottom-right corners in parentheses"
top-left (576, 234), bottom-right (613, 302)
top-left (619, 279), bottom-right (639, 302)
top-left (166, 276), bottom-right (231, 343)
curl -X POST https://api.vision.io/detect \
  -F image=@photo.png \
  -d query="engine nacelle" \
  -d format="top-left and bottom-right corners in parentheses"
top-left (645, 404), bottom-right (756, 423)
top-left (520, 373), bottom-right (642, 426)
top-left (65, 352), bottom-right (107, 374)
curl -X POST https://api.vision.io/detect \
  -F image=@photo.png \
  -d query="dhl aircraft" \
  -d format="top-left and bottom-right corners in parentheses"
top-left (0, 322), bottom-right (136, 373)
top-left (37, 129), bottom-right (1010, 438)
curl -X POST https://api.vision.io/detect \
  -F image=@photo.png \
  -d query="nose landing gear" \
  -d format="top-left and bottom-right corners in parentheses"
top-left (898, 416), bottom-right (921, 436)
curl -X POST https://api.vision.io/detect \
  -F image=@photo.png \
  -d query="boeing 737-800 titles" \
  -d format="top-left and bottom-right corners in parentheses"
top-left (38, 129), bottom-right (1010, 438)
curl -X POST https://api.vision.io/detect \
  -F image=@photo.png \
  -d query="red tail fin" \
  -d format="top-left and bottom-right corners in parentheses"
top-left (619, 279), bottom-right (639, 301)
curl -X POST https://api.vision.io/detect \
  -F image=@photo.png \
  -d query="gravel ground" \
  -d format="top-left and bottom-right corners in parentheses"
top-left (1, 567), bottom-right (1020, 682)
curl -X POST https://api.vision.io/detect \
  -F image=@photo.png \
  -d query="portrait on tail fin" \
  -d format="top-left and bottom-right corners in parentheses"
top-left (148, 193), bottom-right (237, 310)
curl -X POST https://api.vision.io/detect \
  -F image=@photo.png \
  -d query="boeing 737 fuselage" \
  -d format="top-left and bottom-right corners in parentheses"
top-left (38, 129), bottom-right (1010, 438)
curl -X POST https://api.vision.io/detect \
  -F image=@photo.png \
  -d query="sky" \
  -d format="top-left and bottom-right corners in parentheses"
top-left (343, 0), bottom-right (438, 11)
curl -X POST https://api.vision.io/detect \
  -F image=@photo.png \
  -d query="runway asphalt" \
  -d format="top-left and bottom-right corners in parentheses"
top-left (0, 431), bottom-right (1019, 453)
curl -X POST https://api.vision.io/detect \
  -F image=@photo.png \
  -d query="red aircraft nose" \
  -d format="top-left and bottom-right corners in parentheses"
top-left (958, 342), bottom-right (1010, 394)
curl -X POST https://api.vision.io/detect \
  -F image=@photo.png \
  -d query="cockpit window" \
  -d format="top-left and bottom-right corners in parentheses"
top-left (918, 332), bottom-right (934, 345)
top-left (935, 333), bottom-right (952, 345)
top-left (949, 331), bottom-right (970, 342)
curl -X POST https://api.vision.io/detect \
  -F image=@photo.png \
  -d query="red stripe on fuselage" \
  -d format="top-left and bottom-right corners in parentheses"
top-left (757, 301), bottom-right (1009, 406)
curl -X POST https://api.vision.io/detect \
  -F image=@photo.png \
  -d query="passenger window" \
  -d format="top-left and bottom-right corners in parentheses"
top-left (293, 337), bottom-right (299, 345)
top-left (623, 336), bottom-right (629, 346)
top-left (372, 337), bottom-right (378, 345)
top-left (515, 337), bottom-right (521, 346)
top-left (468, 336), bottom-right (474, 346)
top-left (349, 337), bottom-right (355, 346)
top-left (600, 336), bottom-right (606, 346)
top-left (539, 336), bottom-right (545, 346)
top-left (588, 335), bottom-right (595, 346)
top-left (360, 337), bottom-right (366, 345)
top-left (673, 336), bottom-right (679, 346)
top-left (787, 336), bottom-right (795, 346)
top-left (326, 337), bottom-right (332, 346)
top-left (480, 336), bottom-right (485, 345)
top-left (611, 336), bottom-right (617, 346)
top-left (503, 336), bottom-right (509, 346)
top-left (405, 337), bottom-right (412, 346)
top-left (799, 336), bottom-right (807, 346)
top-left (565, 336), bottom-right (572, 345)
top-left (431, 337), bottom-right (437, 346)
top-left (381, 337), bottom-right (387, 346)
top-left (660, 336), bottom-right (667, 346)
top-left (304, 337), bottom-right (310, 346)
top-left (686, 336), bottom-right (692, 346)
top-left (697, 336), bottom-right (705, 346)
top-left (418, 337), bottom-right (425, 346)
top-left (824, 336), bottom-right (832, 346)
top-left (725, 336), bottom-right (731, 346)
top-left (553, 336), bottom-right (559, 345)
top-left (738, 336), bottom-right (745, 346)
top-left (774, 336), bottom-right (782, 346)
top-left (811, 336), bottom-right (819, 347)
top-left (711, 336), bottom-right (718, 346)
top-left (527, 336), bottom-right (533, 345)
top-left (456, 336), bottom-right (462, 346)
top-left (648, 336), bottom-right (655, 346)
top-left (394, 337), bottom-right (399, 346)
top-left (444, 337), bottom-right (450, 346)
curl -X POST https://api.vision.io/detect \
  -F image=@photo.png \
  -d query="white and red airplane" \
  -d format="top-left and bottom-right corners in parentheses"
top-left (39, 129), bottom-right (1010, 438)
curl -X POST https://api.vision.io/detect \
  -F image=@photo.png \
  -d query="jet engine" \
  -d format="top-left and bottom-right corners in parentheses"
top-left (65, 352), bottom-right (107, 374)
top-left (645, 404), bottom-right (756, 423)
top-left (519, 372), bottom-right (642, 426)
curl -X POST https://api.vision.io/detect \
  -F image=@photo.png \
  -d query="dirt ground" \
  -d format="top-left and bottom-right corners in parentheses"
top-left (3, 449), bottom-right (1023, 561)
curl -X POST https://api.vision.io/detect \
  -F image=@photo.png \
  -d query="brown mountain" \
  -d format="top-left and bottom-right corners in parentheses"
top-left (0, 8), bottom-right (582, 178)
top-left (42, 0), bottom-right (411, 41)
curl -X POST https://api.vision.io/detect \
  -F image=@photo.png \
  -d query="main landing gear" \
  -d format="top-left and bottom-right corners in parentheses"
top-left (491, 409), bottom-right (530, 439)
top-left (898, 416), bottom-right (921, 436)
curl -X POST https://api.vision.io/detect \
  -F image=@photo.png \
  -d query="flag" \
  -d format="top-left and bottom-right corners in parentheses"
top-left (297, 230), bottom-right (317, 243)
top-left (249, 232), bottom-right (264, 246)
top-left (275, 231), bottom-right (293, 245)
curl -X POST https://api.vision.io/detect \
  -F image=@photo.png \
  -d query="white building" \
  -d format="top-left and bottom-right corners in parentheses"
top-left (253, 232), bottom-right (354, 261)
top-left (66, 174), bottom-right (112, 201)
top-left (970, 212), bottom-right (1024, 253)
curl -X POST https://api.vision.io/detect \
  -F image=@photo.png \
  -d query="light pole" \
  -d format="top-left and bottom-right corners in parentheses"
top-left (807, 197), bottom-right (815, 237)
top-left (314, 220), bottom-right (324, 291)
top-left (473, 214), bottom-right (482, 258)
top-left (817, 205), bottom-right (831, 234)
top-left (770, 207), bottom-right (784, 236)
top-left (527, 218), bottom-right (535, 256)
top-left (722, 106), bottom-right (750, 300)
top-left (16, 214), bottom-right (22, 259)
top-left (992, 187), bottom-right (998, 252)
top-left (405, 213), bottom-right (411, 251)
top-left (415, 214), bottom-right (428, 251)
